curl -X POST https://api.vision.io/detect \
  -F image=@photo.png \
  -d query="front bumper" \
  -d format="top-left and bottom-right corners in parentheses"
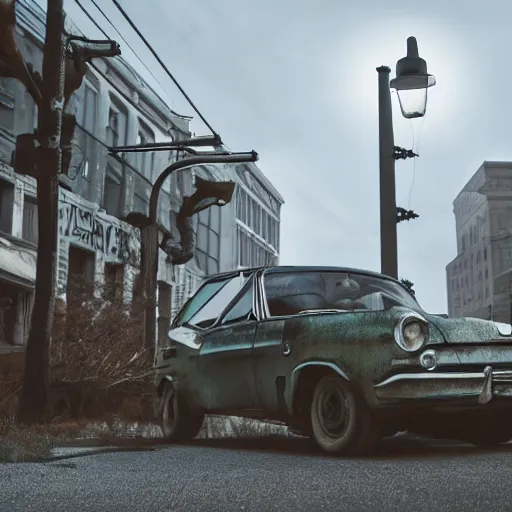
top-left (374, 366), bottom-right (512, 406)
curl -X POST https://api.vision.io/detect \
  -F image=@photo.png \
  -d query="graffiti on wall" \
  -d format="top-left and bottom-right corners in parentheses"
top-left (59, 201), bottom-right (139, 266)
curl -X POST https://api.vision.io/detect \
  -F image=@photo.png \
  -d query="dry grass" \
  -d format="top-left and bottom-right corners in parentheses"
top-left (0, 413), bottom-right (293, 462)
top-left (0, 416), bottom-right (54, 462)
top-left (201, 416), bottom-right (291, 440)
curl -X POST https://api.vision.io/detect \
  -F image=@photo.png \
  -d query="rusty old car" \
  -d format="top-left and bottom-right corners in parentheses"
top-left (153, 265), bottom-right (512, 455)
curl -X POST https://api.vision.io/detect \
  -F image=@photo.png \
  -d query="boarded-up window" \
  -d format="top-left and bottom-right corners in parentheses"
top-left (67, 246), bottom-right (95, 308)
top-left (104, 262), bottom-right (124, 303)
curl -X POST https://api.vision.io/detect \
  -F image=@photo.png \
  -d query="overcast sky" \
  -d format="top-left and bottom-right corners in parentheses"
top-left (42, 0), bottom-right (512, 314)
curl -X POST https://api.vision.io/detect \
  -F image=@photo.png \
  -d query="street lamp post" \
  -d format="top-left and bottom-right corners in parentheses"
top-left (126, 151), bottom-right (258, 354)
top-left (377, 36), bottom-right (435, 280)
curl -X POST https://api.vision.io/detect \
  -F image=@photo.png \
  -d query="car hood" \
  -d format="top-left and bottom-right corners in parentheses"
top-left (425, 314), bottom-right (511, 343)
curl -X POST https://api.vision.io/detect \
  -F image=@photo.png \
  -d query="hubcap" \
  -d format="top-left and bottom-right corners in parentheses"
top-left (317, 387), bottom-right (351, 439)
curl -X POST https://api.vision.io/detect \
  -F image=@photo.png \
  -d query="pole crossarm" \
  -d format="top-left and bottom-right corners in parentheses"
top-left (109, 135), bottom-right (222, 153)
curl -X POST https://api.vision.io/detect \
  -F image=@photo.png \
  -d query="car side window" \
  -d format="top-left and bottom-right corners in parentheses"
top-left (264, 272), bottom-right (329, 316)
top-left (187, 274), bottom-right (247, 329)
top-left (221, 283), bottom-right (254, 325)
top-left (174, 278), bottom-right (230, 327)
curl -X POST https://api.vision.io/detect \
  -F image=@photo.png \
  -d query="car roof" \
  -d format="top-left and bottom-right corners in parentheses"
top-left (202, 265), bottom-right (403, 286)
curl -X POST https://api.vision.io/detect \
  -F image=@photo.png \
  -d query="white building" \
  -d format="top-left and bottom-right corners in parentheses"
top-left (0, 0), bottom-right (284, 347)
top-left (446, 161), bottom-right (512, 323)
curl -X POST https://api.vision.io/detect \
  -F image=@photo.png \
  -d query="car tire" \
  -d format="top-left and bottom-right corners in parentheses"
top-left (310, 374), bottom-right (376, 455)
top-left (350, 397), bottom-right (381, 455)
top-left (161, 383), bottom-right (204, 443)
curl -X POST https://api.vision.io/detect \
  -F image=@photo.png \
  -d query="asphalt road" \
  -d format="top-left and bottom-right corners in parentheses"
top-left (1, 436), bottom-right (512, 512)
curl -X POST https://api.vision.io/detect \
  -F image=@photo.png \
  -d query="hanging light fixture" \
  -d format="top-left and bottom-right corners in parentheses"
top-left (390, 36), bottom-right (436, 119)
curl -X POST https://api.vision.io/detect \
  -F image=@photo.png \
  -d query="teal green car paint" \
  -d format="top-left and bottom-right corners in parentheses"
top-left (154, 265), bottom-right (512, 442)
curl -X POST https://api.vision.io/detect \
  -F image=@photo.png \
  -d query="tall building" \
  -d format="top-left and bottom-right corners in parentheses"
top-left (446, 161), bottom-right (512, 323)
top-left (0, 0), bottom-right (283, 346)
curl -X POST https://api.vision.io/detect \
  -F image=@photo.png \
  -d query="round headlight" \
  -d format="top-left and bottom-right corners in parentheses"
top-left (394, 315), bottom-right (428, 352)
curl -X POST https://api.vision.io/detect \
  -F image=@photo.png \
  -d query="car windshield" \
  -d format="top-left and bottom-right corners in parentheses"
top-left (263, 271), bottom-right (423, 316)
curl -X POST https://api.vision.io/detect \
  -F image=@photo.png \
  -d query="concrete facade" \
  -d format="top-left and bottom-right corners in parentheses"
top-left (446, 161), bottom-right (512, 323)
top-left (0, 0), bottom-right (283, 346)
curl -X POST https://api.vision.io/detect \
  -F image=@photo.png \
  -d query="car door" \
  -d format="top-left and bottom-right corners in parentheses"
top-left (196, 276), bottom-right (259, 411)
top-left (252, 270), bottom-right (329, 414)
top-left (252, 318), bottom-right (288, 413)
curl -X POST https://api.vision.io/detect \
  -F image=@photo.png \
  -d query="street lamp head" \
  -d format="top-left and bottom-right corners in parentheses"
top-left (390, 36), bottom-right (436, 119)
top-left (179, 177), bottom-right (236, 218)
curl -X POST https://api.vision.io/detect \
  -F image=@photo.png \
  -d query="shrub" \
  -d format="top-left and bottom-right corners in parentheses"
top-left (47, 277), bottom-right (154, 423)
top-left (0, 416), bottom-right (53, 462)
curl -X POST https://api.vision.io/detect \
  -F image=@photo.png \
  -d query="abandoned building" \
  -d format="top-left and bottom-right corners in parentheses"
top-left (0, 0), bottom-right (284, 348)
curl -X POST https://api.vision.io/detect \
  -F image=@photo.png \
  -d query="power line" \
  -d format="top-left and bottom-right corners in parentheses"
top-left (86, 60), bottom-right (189, 137)
top-left (76, 122), bottom-right (153, 186)
top-left (72, 0), bottom-right (110, 39)
top-left (80, 0), bottom-right (176, 111)
top-left (109, 0), bottom-right (219, 138)
top-left (18, 0), bottom-right (190, 137)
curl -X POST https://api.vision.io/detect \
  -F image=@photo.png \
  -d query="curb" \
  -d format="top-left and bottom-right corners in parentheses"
top-left (43, 445), bottom-right (157, 463)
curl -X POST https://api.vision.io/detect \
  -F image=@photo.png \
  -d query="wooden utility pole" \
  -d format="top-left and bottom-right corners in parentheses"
top-left (17, 0), bottom-right (66, 424)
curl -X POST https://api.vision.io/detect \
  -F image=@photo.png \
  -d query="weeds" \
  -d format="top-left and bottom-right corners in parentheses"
top-left (0, 278), bottom-right (293, 454)
top-left (0, 417), bottom-right (53, 462)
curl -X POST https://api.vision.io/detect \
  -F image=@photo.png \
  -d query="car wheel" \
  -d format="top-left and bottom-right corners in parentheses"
top-left (161, 383), bottom-right (204, 443)
top-left (310, 375), bottom-right (374, 455)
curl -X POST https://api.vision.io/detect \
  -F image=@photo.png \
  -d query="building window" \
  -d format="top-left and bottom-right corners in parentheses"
top-left (106, 97), bottom-right (128, 148)
top-left (170, 150), bottom-right (186, 195)
top-left (67, 246), bottom-right (95, 300)
top-left (79, 82), bottom-right (98, 134)
top-left (237, 226), bottom-right (275, 268)
top-left (102, 166), bottom-right (122, 217)
top-left (81, 160), bottom-right (90, 180)
top-left (236, 187), bottom-right (279, 251)
top-left (0, 78), bottom-right (15, 136)
top-left (0, 284), bottom-right (17, 345)
top-left (0, 179), bottom-right (14, 234)
top-left (196, 206), bottom-right (221, 275)
top-left (134, 121), bottom-right (156, 180)
top-left (22, 195), bottom-right (38, 244)
top-left (104, 263), bottom-right (124, 303)
top-left (75, 82), bottom-right (99, 179)
top-left (66, 246), bottom-right (95, 342)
